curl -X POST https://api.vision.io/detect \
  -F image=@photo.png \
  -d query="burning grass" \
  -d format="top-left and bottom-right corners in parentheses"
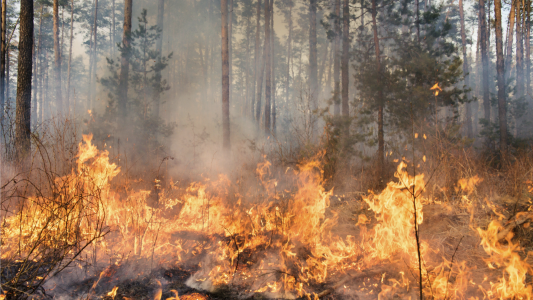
top-left (2, 134), bottom-right (533, 299)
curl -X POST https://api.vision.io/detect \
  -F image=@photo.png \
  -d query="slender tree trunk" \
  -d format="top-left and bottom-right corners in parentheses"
top-left (66, 0), bottom-right (74, 114)
top-left (526, 0), bottom-right (531, 95)
top-left (154, 0), bottom-right (164, 119)
top-left (91, 0), bottom-right (99, 108)
top-left (264, 0), bottom-right (271, 134)
top-left (5, 42), bottom-right (8, 106)
top-left (245, 14), bottom-right (252, 117)
top-left (228, 0), bottom-right (233, 109)
top-left (15, 0), bottom-right (33, 158)
top-left (53, 0), bottom-right (63, 114)
top-left (459, 0), bottom-right (472, 138)
top-left (0, 0), bottom-right (6, 123)
top-left (285, 4), bottom-right (292, 110)
top-left (341, 0), bottom-right (349, 117)
top-left (119, 0), bottom-right (132, 126)
top-left (371, 0), bottom-right (384, 181)
top-left (112, 0), bottom-right (115, 56)
top-left (516, 1), bottom-right (524, 101)
top-left (61, 7), bottom-right (65, 57)
top-left (309, 0), bottom-right (318, 118)
top-left (222, 0), bottom-right (230, 149)
top-left (252, 0), bottom-right (262, 120)
top-left (87, 0), bottom-right (94, 108)
top-left (32, 15), bottom-right (37, 121)
top-left (495, 0), bottom-right (507, 153)
top-left (416, 0), bottom-right (420, 42)
top-left (333, 0), bottom-right (341, 115)
top-left (271, 0), bottom-right (276, 136)
top-left (480, 0), bottom-right (491, 123)
top-left (505, 0), bottom-right (516, 80)
top-left (41, 49), bottom-right (47, 123)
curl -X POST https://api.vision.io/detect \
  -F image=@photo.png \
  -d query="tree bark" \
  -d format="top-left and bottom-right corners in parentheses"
top-left (341, 0), bottom-right (349, 117)
top-left (119, 0), bottom-right (132, 125)
top-left (371, 0), bottom-right (384, 181)
top-left (0, 0), bottom-right (5, 123)
top-left (264, 0), bottom-right (271, 134)
top-left (245, 14), bottom-right (252, 116)
top-left (67, 0), bottom-right (74, 115)
top-left (112, 0), bottom-right (115, 56)
top-left (526, 0), bottom-right (531, 95)
top-left (253, 0), bottom-right (262, 120)
top-left (271, 0), bottom-right (276, 136)
top-left (516, 1), bottom-right (524, 101)
top-left (15, 0), bottom-right (33, 158)
top-left (91, 0), bottom-right (99, 109)
top-left (228, 0), bottom-right (233, 110)
top-left (87, 0), bottom-right (94, 109)
top-left (222, 0), bottom-right (231, 149)
top-left (334, 0), bottom-right (341, 115)
top-left (416, 0), bottom-right (420, 42)
top-left (309, 0), bottom-right (318, 116)
top-left (53, 0), bottom-right (63, 115)
top-left (459, 0), bottom-right (472, 138)
top-left (505, 0), bottom-right (516, 80)
top-left (494, 0), bottom-right (507, 153)
top-left (480, 0), bottom-right (491, 123)
top-left (285, 3), bottom-right (292, 112)
top-left (154, 0), bottom-right (164, 119)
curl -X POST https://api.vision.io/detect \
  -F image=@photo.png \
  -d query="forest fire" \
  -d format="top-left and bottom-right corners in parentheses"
top-left (1, 135), bottom-right (532, 299)
top-left (0, 0), bottom-right (532, 296)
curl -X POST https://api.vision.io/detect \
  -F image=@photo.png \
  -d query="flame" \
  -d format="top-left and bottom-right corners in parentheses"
top-left (107, 286), bottom-right (119, 299)
top-left (2, 134), bottom-right (533, 299)
top-left (431, 82), bottom-right (442, 96)
top-left (477, 220), bottom-right (532, 298)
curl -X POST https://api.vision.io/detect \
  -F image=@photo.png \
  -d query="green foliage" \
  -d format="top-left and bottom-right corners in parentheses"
top-left (96, 9), bottom-right (174, 158)
top-left (353, 1), bottom-right (469, 145)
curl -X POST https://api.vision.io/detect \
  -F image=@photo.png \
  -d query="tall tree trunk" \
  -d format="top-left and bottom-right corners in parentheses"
top-left (341, 0), bottom-right (349, 117)
top-left (154, 0), bottom-right (164, 118)
top-left (67, 0), bottom-right (74, 114)
top-left (309, 0), bottom-right (318, 119)
top-left (87, 0), bottom-right (95, 109)
top-left (112, 0), bottom-right (115, 56)
top-left (228, 0), bottom-right (233, 110)
top-left (0, 0), bottom-right (6, 124)
top-left (222, 0), bottom-right (230, 149)
top-left (480, 0), bottom-right (491, 123)
top-left (15, 0), bottom-right (33, 158)
top-left (516, 1), bottom-right (524, 101)
top-left (41, 49), bottom-right (47, 123)
top-left (285, 4), bottom-right (292, 111)
top-left (253, 0), bottom-right (262, 120)
top-left (526, 0), bottom-right (531, 95)
top-left (271, 0), bottom-right (276, 136)
top-left (333, 0), bottom-right (341, 115)
top-left (495, 0), bottom-right (507, 153)
top-left (416, 0), bottom-right (420, 42)
top-left (118, 0), bottom-right (132, 126)
top-left (245, 14), bottom-right (252, 117)
top-left (91, 0), bottom-right (99, 108)
top-left (53, 0), bottom-right (63, 115)
top-left (505, 0), bottom-right (516, 80)
top-left (264, 0), bottom-right (271, 134)
top-left (371, 0), bottom-right (384, 181)
top-left (459, 0), bottom-right (472, 138)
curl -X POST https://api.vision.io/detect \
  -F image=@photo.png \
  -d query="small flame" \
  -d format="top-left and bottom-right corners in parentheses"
top-left (107, 286), bottom-right (119, 300)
